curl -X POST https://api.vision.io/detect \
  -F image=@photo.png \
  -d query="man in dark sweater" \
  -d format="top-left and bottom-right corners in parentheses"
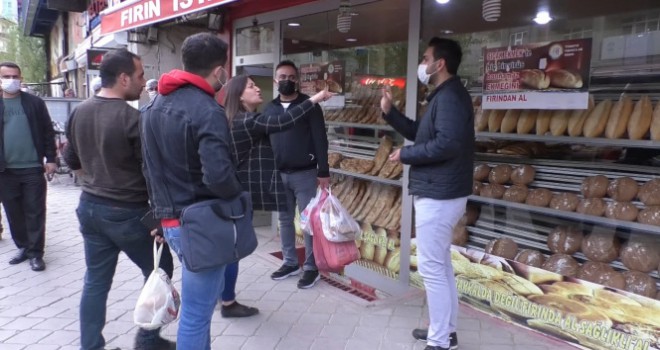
top-left (265, 60), bottom-right (330, 289)
top-left (64, 49), bottom-right (175, 350)
top-left (0, 61), bottom-right (57, 271)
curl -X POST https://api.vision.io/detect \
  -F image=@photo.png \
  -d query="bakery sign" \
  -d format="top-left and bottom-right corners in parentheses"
top-left (482, 39), bottom-right (592, 110)
top-left (299, 60), bottom-right (346, 109)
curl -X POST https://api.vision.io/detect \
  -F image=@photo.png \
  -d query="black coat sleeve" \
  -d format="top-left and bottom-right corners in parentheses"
top-left (39, 99), bottom-right (57, 163)
top-left (309, 104), bottom-right (329, 178)
top-left (383, 107), bottom-right (419, 141)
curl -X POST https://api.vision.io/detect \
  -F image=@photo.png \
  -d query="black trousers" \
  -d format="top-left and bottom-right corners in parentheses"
top-left (0, 168), bottom-right (47, 258)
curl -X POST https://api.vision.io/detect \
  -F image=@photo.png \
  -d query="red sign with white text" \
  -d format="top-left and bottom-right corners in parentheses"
top-left (100, 0), bottom-right (237, 36)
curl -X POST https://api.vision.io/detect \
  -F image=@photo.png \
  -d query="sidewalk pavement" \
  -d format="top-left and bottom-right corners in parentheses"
top-left (0, 176), bottom-right (578, 350)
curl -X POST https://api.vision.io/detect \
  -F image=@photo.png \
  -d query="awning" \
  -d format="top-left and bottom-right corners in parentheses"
top-left (100, 0), bottom-right (238, 36)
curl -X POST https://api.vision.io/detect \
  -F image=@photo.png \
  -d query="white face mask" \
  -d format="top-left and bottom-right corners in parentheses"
top-left (148, 91), bottom-right (158, 99)
top-left (417, 64), bottom-right (431, 85)
top-left (1, 78), bottom-right (21, 94)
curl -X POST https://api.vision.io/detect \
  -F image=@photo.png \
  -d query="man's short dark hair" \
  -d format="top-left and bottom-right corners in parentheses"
top-left (182, 33), bottom-right (228, 76)
top-left (0, 61), bottom-right (21, 75)
top-left (275, 60), bottom-right (299, 76)
top-left (428, 37), bottom-right (462, 75)
top-left (99, 49), bottom-right (140, 88)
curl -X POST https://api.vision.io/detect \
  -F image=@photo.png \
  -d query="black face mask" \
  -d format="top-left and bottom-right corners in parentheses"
top-left (277, 80), bottom-right (297, 96)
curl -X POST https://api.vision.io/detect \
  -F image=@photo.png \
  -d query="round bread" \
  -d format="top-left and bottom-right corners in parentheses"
top-left (488, 164), bottom-right (512, 185)
top-left (577, 261), bottom-right (614, 282)
top-left (484, 237), bottom-right (518, 260)
top-left (473, 181), bottom-right (483, 195)
top-left (480, 184), bottom-right (506, 199)
top-left (581, 175), bottom-right (609, 198)
top-left (503, 185), bottom-right (528, 203)
top-left (638, 206), bottom-right (660, 226)
top-left (620, 240), bottom-right (660, 273)
top-left (510, 165), bottom-right (536, 185)
top-left (581, 232), bottom-right (621, 263)
top-left (599, 270), bottom-right (627, 290)
top-left (542, 254), bottom-right (580, 277)
top-left (452, 225), bottom-right (469, 246)
top-left (605, 201), bottom-right (639, 222)
top-left (549, 193), bottom-right (580, 212)
top-left (525, 188), bottom-right (553, 207)
top-left (464, 205), bottom-right (480, 226)
top-left (547, 226), bottom-right (583, 254)
top-left (473, 164), bottom-right (491, 181)
top-left (639, 179), bottom-right (660, 206)
top-left (607, 177), bottom-right (639, 202)
top-left (514, 249), bottom-right (545, 268)
top-left (623, 271), bottom-right (657, 298)
top-left (576, 198), bottom-right (607, 217)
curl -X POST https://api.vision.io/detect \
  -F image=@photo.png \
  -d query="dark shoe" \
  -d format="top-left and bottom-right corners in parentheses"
top-left (414, 329), bottom-right (458, 350)
top-left (297, 270), bottom-right (320, 289)
top-left (424, 346), bottom-right (448, 350)
top-left (134, 328), bottom-right (176, 350)
top-left (270, 264), bottom-right (301, 280)
top-left (29, 257), bottom-right (46, 271)
top-left (9, 249), bottom-right (28, 265)
top-left (221, 301), bottom-right (259, 318)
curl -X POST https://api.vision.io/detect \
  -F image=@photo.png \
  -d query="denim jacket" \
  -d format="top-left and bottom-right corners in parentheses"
top-left (140, 85), bottom-right (242, 219)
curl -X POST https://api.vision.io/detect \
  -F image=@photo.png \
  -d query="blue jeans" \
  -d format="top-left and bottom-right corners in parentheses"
top-left (221, 262), bottom-right (239, 302)
top-left (279, 169), bottom-right (318, 271)
top-left (164, 226), bottom-right (226, 350)
top-left (76, 199), bottom-right (174, 350)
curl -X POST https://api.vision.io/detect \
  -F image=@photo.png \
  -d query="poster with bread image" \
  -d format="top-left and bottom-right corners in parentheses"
top-left (300, 60), bottom-right (346, 108)
top-left (483, 39), bottom-right (592, 110)
top-left (410, 246), bottom-right (660, 350)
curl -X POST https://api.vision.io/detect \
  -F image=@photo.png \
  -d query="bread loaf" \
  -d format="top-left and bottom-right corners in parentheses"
top-left (542, 254), bottom-right (580, 277)
top-left (526, 188), bottom-right (553, 207)
top-left (488, 110), bottom-right (507, 132)
top-left (577, 261), bottom-right (614, 283)
top-left (549, 193), bottom-right (580, 212)
top-left (515, 249), bottom-right (545, 268)
top-left (520, 69), bottom-right (551, 89)
top-left (489, 164), bottom-right (512, 184)
top-left (628, 95), bottom-right (653, 140)
top-left (576, 198), bottom-right (606, 217)
top-left (373, 228), bottom-right (388, 265)
top-left (452, 225), bottom-right (469, 246)
top-left (581, 175), bottom-right (609, 198)
top-left (607, 177), bottom-right (639, 202)
top-left (476, 109), bottom-right (490, 132)
top-left (501, 109), bottom-right (521, 133)
top-left (480, 184), bottom-right (506, 199)
top-left (605, 95), bottom-right (633, 139)
top-left (550, 110), bottom-right (571, 136)
top-left (620, 240), bottom-right (660, 273)
top-left (473, 164), bottom-right (491, 181)
top-left (581, 231), bottom-right (621, 263)
top-left (547, 226), bottom-right (583, 254)
top-left (536, 110), bottom-right (553, 135)
top-left (583, 99), bottom-right (612, 138)
top-left (460, 205), bottom-right (480, 226)
top-left (511, 165), bottom-right (536, 185)
top-left (473, 181), bottom-right (483, 195)
top-left (624, 271), bottom-right (657, 298)
top-left (605, 201), bottom-right (639, 222)
top-left (638, 206), bottom-right (660, 226)
top-left (567, 96), bottom-right (594, 137)
top-left (517, 110), bottom-right (538, 134)
top-left (547, 70), bottom-right (583, 89)
top-left (485, 237), bottom-right (518, 259)
top-left (652, 100), bottom-right (660, 141)
top-left (503, 185), bottom-right (528, 203)
top-left (638, 179), bottom-right (660, 206)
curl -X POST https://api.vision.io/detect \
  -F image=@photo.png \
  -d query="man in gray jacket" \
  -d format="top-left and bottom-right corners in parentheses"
top-left (381, 38), bottom-right (474, 350)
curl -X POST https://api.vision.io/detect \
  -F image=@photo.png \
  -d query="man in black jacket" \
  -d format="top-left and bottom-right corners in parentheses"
top-left (265, 60), bottom-right (330, 289)
top-left (0, 61), bottom-right (56, 271)
top-left (381, 38), bottom-right (474, 350)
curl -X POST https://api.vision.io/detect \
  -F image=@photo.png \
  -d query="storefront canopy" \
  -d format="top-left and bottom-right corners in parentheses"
top-left (100, 0), bottom-right (238, 36)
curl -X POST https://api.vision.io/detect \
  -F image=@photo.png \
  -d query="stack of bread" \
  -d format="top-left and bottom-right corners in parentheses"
top-left (324, 80), bottom-right (405, 126)
top-left (474, 94), bottom-right (660, 141)
top-left (331, 136), bottom-right (404, 180)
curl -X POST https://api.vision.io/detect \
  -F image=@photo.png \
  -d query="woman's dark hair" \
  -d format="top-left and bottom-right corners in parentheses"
top-left (223, 74), bottom-right (251, 124)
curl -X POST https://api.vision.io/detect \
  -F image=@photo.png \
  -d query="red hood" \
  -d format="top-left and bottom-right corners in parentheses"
top-left (158, 69), bottom-right (216, 96)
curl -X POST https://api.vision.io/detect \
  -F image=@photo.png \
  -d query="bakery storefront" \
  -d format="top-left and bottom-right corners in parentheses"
top-left (235, 0), bottom-right (660, 349)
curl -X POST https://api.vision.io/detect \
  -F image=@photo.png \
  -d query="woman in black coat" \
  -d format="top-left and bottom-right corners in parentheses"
top-left (217, 75), bottom-right (332, 317)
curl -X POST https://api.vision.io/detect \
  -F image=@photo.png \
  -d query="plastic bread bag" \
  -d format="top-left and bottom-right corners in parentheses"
top-left (319, 188), bottom-right (362, 242)
top-left (134, 241), bottom-right (181, 330)
top-left (300, 187), bottom-right (323, 234)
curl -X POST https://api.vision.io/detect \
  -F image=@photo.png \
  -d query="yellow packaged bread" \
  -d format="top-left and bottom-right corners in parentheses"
top-left (605, 95), bottom-right (633, 139)
top-left (535, 110), bottom-right (553, 135)
top-left (488, 109), bottom-right (506, 132)
top-left (550, 110), bottom-right (571, 136)
top-left (583, 99), bottom-right (612, 138)
top-left (500, 109), bottom-right (521, 133)
top-left (651, 100), bottom-right (660, 141)
top-left (517, 110), bottom-right (538, 134)
top-left (628, 95), bottom-right (653, 140)
top-left (567, 95), bottom-right (594, 137)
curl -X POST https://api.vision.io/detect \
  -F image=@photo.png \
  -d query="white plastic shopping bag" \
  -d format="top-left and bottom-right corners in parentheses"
top-left (319, 188), bottom-right (362, 242)
top-left (300, 187), bottom-right (323, 234)
top-left (134, 241), bottom-right (181, 330)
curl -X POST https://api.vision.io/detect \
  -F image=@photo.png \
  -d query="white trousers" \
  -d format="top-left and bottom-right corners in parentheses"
top-left (415, 196), bottom-right (468, 348)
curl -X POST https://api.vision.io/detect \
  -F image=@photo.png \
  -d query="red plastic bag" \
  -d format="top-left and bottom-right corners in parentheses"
top-left (311, 190), bottom-right (360, 273)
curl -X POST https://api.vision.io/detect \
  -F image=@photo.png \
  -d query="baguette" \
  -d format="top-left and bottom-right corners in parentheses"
top-left (549, 110), bottom-right (571, 136)
top-left (343, 182), bottom-right (364, 215)
top-left (501, 109), bottom-right (521, 133)
top-left (652, 101), bottom-right (660, 141)
top-left (520, 69), bottom-right (550, 89)
top-left (348, 183), bottom-right (368, 217)
top-left (488, 109), bottom-right (507, 132)
top-left (517, 110), bottom-right (538, 134)
top-left (605, 95), bottom-right (633, 139)
top-left (365, 186), bottom-right (397, 224)
top-left (628, 95), bottom-right (653, 140)
top-left (536, 110), bottom-right (553, 135)
top-left (475, 108), bottom-right (490, 132)
top-left (547, 69), bottom-right (583, 89)
top-left (354, 184), bottom-right (379, 221)
top-left (583, 99), bottom-right (612, 138)
top-left (567, 95), bottom-right (594, 137)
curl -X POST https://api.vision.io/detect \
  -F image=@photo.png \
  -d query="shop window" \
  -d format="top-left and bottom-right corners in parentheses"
top-left (235, 21), bottom-right (274, 56)
top-left (509, 31), bottom-right (527, 46)
top-left (563, 27), bottom-right (593, 40)
top-left (621, 13), bottom-right (660, 34)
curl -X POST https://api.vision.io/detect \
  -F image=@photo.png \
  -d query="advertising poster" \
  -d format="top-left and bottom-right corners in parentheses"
top-left (411, 246), bottom-right (660, 350)
top-left (482, 39), bottom-right (592, 110)
top-left (299, 61), bottom-right (346, 108)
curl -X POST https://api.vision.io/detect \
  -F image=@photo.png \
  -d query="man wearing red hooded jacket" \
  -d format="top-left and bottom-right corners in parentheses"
top-left (140, 33), bottom-right (242, 350)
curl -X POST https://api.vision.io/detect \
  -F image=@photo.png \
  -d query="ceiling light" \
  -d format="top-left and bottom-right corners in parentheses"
top-left (337, 0), bottom-right (352, 33)
top-left (436, 0), bottom-right (450, 3)
top-left (346, 38), bottom-right (357, 42)
top-left (288, 22), bottom-right (301, 27)
top-left (482, 0), bottom-right (501, 22)
top-left (441, 29), bottom-right (454, 34)
top-left (533, 11), bottom-right (553, 25)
